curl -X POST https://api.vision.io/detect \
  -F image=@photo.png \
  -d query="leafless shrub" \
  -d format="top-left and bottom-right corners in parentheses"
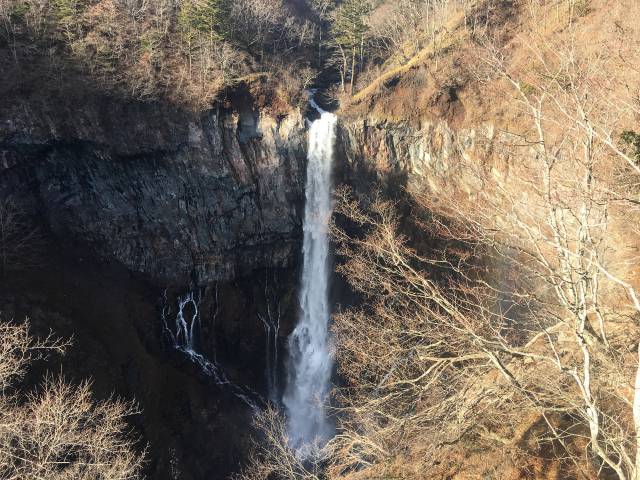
top-left (0, 319), bottom-right (67, 391)
top-left (327, 187), bottom-right (548, 478)
top-left (0, 319), bottom-right (145, 479)
top-left (236, 406), bottom-right (324, 480)
top-left (268, 60), bottom-right (317, 108)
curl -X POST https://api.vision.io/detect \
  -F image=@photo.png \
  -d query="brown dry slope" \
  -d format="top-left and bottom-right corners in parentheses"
top-left (331, 1), bottom-right (640, 479)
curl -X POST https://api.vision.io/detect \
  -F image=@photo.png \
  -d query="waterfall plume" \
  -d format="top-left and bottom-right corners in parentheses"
top-left (284, 99), bottom-right (337, 451)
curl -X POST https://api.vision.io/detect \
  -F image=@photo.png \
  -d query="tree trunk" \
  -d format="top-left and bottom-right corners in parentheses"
top-left (350, 45), bottom-right (357, 95)
top-left (633, 342), bottom-right (640, 480)
top-left (338, 44), bottom-right (347, 92)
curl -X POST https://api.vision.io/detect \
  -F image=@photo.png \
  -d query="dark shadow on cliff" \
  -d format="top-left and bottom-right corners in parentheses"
top-left (0, 236), bottom-right (303, 479)
top-left (0, 245), bottom-right (234, 479)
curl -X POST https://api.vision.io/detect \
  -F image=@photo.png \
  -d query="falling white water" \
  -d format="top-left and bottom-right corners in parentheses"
top-left (161, 289), bottom-right (263, 412)
top-left (284, 98), bottom-right (337, 450)
top-left (259, 307), bottom-right (280, 403)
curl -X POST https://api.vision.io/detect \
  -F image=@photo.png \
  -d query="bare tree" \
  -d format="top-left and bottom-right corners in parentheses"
top-left (236, 406), bottom-right (324, 480)
top-left (325, 36), bottom-right (640, 480)
top-left (385, 39), bottom-right (640, 478)
top-left (327, 188), bottom-right (569, 478)
top-left (0, 319), bottom-right (146, 479)
top-left (228, 0), bottom-right (304, 58)
top-left (453, 39), bottom-right (640, 480)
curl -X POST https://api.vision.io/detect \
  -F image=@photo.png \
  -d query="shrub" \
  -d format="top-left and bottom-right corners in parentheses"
top-left (621, 130), bottom-right (640, 162)
top-left (0, 319), bottom-right (146, 479)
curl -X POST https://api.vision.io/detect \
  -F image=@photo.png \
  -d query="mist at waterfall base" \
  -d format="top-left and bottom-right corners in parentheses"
top-left (283, 102), bottom-right (337, 453)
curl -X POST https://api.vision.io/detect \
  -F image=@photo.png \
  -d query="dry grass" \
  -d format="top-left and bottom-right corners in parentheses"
top-left (342, 0), bottom-right (640, 130)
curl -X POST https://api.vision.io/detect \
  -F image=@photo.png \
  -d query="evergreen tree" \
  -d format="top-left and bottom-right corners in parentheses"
top-left (193, 0), bottom-right (228, 38)
top-left (178, 0), bottom-right (228, 43)
top-left (52, 0), bottom-right (89, 44)
top-left (331, 0), bottom-right (370, 93)
top-left (178, 0), bottom-right (228, 74)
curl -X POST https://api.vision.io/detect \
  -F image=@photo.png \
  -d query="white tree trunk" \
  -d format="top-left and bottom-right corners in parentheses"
top-left (633, 342), bottom-right (640, 480)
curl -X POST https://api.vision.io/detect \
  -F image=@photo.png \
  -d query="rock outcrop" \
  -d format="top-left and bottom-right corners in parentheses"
top-left (0, 91), bottom-right (307, 285)
top-left (337, 116), bottom-right (496, 196)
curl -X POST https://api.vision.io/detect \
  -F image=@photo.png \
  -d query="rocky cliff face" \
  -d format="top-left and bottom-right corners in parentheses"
top-left (337, 116), bottom-right (496, 197)
top-left (0, 92), bottom-right (307, 285)
top-left (0, 90), bottom-right (309, 479)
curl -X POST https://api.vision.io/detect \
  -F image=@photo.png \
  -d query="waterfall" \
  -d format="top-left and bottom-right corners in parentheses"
top-left (161, 289), bottom-right (263, 412)
top-left (283, 99), bottom-right (337, 451)
top-left (259, 304), bottom-right (280, 403)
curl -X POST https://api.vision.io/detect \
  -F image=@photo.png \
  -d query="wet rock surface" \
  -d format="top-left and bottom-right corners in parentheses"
top-left (0, 249), bottom-right (299, 480)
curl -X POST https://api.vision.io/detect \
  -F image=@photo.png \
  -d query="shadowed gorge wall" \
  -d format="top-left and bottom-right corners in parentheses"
top-left (0, 85), bottom-right (308, 479)
top-left (0, 88), bottom-right (308, 285)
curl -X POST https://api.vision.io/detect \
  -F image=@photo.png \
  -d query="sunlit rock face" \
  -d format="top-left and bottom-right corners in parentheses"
top-left (0, 92), bottom-right (308, 285)
top-left (337, 117), bottom-right (496, 196)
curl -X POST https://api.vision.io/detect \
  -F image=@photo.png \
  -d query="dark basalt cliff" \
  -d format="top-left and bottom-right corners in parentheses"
top-left (0, 92), bottom-right (307, 285)
top-left (0, 89), bottom-right (308, 479)
top-left (2, 87), bottom-right (488, 480)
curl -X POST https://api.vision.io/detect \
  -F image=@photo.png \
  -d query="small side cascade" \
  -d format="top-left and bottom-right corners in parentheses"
top-left (259, 305), bottom-right (280, 403)
top-left (163, 290), bottom-right (201, 353)
top-left (161, 289), bottom-right (263, 412)
top-left (257, 270), bottom-right (285, 404)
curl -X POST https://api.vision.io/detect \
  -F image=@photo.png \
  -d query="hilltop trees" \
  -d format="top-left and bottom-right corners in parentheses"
top-left (309, 0), bottom-right (335, 63)
top-left (178, 0), bottom-right (228, 66)
top-left (2, 0), bottom-right (470, 104)
top-left (177, 0), bottom-right (235, 98)
top-left (330, 0), bottom-right (370, 93)
top-left (230, 0), bottom-right (308, 57)
top-left (0, 0), bottom-right (499, 107)
top-left (0, 0), bottom-right (319, 108)
top-left (179, 0), bottom-right (227, 40)
top-left (51, 0), bottom-right (88, 44)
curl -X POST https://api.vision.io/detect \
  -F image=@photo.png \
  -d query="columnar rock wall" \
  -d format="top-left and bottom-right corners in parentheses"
top-left (0, 93), bottom-right (307, 285)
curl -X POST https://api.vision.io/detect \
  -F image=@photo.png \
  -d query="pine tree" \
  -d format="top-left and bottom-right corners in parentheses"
top-left (52, 0), bottom-right (89, 44)
top-left (178, 0), bottom-right (228, 74)
top-left (178, 0), bottom-right (228, 44)
top-left (331, 0), bottom-right (370, 93)
top-left (193, 0), bottom-right (228, 38)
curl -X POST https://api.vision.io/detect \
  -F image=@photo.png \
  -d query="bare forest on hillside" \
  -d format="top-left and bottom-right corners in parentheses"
top-left (239, 1), bottom-right (640, 479)
top-left (0, 0), bottom-right (483, 108)
top-left (0, 0), bottom-right (319, 107)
